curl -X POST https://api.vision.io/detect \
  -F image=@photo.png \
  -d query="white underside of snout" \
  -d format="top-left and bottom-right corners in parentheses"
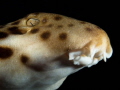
top-left (68, 46), bottom-right (113, 67)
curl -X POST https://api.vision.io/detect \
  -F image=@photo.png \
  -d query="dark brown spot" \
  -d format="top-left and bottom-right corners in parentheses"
top-left (0, 47), bottom-right (13, 59)
top-left (8, 27), bottom-right (23, 34)
top-left (57, 25), bottom-right (63, 28)
top-left (86, 27), bottom-right (93, 31)
top-left (21, 55), bottom-right (29, 64)
top-left (11, 20), bottom-right (20, 25)
top-left (0, 32), bottom-right (8, 39)
top-left (54, 16), bottom-right (62, 21)
top-left (68, 24), bottom-right (74, 27)
top-left (42, 18), bottom-right (48, 24)
top-left (30, 29), bottom-right (39, 34)
top-left (47, 24), bottom-right (53, 27)
top-left (59, 33), bottom-right (67, 40)
top-left (41, 31), bottom-right (51, 40)
top-left (21, 55), bottom-right (47, 72)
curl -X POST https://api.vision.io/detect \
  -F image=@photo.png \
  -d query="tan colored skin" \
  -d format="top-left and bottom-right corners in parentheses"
top-left (0, 13), bottom-right (112, 90)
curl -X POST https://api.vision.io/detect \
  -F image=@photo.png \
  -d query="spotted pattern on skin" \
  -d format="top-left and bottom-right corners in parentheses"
top-left (21, 55), bottom-right (46, 72)
top-left (0, 12), bottom-right (113, 89)
top-left (30, 29), bottom-right (39, 34)
top-left (86, 27), bottom-right (93, 31)
top-left (0, 32), bottom-right (8, 39)
top-left (8, 27), bottom-right (23, 34)
top-left (21, 55), bottom-right (29, 64)
top-left (54, 15), bottom-right (62, 21)
top-left (40, 31), bottom-right (51, 40)
top-left (47, 24), bottom-right (53, 27)
top-left (68, 24), bottom-right (74, 27)
top-left (59, 33), bottom-right (67, 40)
top-left (0, 47), bottom-right (13, 59)
top-left (57, 25), bottom-right (63, 28)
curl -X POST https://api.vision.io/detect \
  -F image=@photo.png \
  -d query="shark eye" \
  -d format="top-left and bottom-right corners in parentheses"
top-left (26, 18), bottom-right (40, 27)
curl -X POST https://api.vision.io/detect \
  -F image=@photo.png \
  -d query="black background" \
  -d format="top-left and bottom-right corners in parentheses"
top-left (0, 0), bottom-right (119, 90)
